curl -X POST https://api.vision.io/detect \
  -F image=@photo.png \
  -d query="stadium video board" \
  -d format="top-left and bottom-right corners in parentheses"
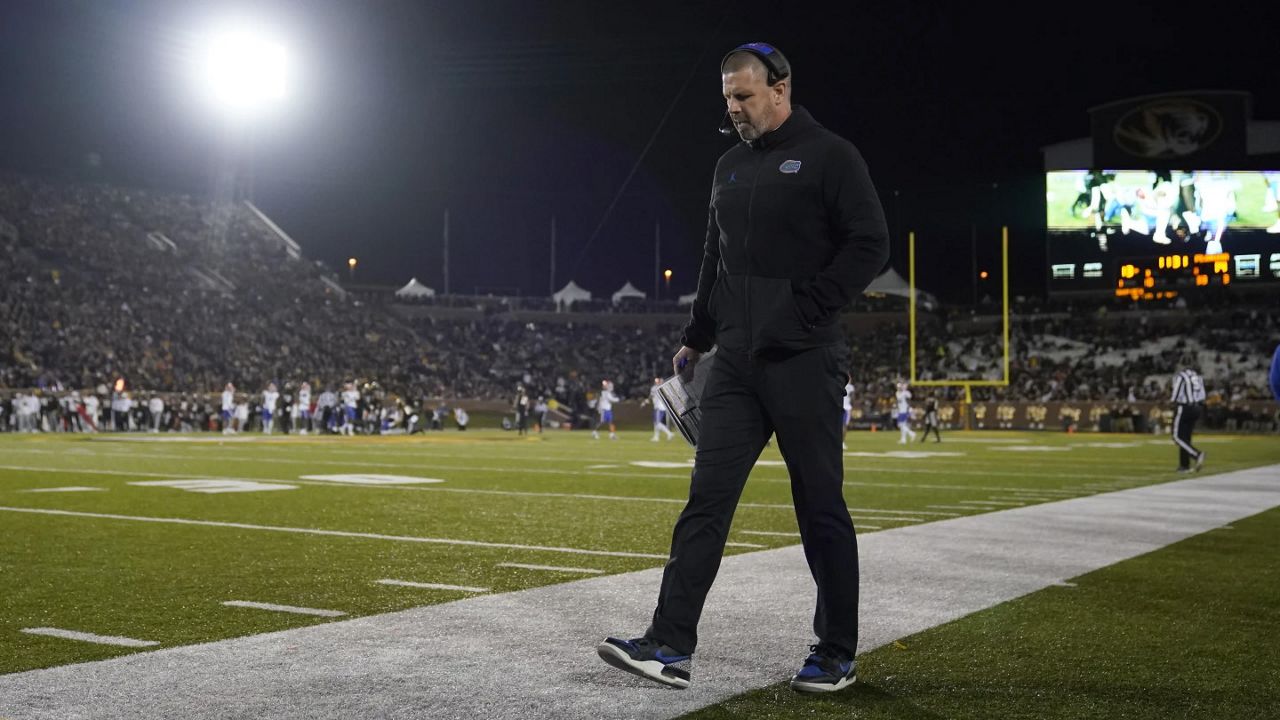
top-left (1046, 170), bottom-right (1280, 297)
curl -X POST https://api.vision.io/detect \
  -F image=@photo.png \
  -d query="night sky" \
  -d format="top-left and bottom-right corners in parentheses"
top-left (2, 1), bottom-right (1277, 302)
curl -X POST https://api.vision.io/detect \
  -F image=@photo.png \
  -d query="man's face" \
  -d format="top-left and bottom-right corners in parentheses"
top-left (723, 65), bottom-right (779, 142)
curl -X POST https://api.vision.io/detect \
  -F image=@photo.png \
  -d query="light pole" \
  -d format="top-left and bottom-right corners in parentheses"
top-left (663, 269), bottom-right (673, 299)
top-left (348, 257), bottom-right (358, 280)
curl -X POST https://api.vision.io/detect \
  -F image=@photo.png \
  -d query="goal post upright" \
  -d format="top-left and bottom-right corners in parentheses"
top-left (906, 226), bottom-right (1012, 432)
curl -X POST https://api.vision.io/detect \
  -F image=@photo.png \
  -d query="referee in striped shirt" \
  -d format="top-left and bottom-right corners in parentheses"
top-left (1171, 365), bottom-right (1206, 472)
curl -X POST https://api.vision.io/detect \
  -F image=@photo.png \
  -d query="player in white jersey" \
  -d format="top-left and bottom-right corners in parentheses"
top-left (221, 383), bottom-right (237, 434)
top-left (340, 382), bottom-right (360, 436)
top-left (1193, 171), bottom-right (1238, 253)
top-left (1263, 171), bottom-right (1280, 233)
top-left (295, 382), bottom-right (312, 435)
top-left (895, 382), bottom-right (916, 444)
top-left (148, 395), bottom-right (164, 433)
top-left (842, 376), bottom-right (854, 449)
top-left (643, 377), bottom-right (675, 441)
top-left (592, 380), bottom-right (620, 440)
top-left (261, 383), bottom-right (279, 434)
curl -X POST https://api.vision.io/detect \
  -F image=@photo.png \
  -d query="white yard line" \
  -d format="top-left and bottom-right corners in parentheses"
top-left (0, 463), bottom-right (950, 515)
top-left (2, 465), bottom-right (1275, 720)
top-left (376, 579), bottom-right (490, 592)
top-left (959, 500), bottom-right (1025, 506)
top-left (1, 446), bottom-right (1163, 482)
top-left (0, 506), bottom-right (668, 560)
top-left (20, 627), bottom-right (159, 648)
top-left (222, 601), bottom-right (346, 618)
top-left (0, 462), bottom-right (1102, 498)
top-left (18, 486), bottom-right (105, 493)
top-left (496, 563), bottom-right (604, 575)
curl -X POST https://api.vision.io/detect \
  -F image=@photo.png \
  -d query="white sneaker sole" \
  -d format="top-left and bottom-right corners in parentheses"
top-left (596, 642), bottom-right (690, 689)
top-left (790, 672), bottom-right (857, 693)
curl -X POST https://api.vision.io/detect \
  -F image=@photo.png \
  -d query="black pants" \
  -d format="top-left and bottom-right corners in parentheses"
top-left (1173, 403), bottom-right (1202, 469)
top-left (648, 346), bottom-right (859, 656)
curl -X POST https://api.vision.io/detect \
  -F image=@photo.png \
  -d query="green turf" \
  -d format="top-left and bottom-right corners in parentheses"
top-left (1, 429), bottom-right (1277, 680)
top-left (682, 506), bottom-right (1280, 720)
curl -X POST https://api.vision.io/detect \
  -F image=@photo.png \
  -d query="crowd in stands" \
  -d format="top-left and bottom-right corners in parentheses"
top-left (2, 173), bottom-right (1277, 434)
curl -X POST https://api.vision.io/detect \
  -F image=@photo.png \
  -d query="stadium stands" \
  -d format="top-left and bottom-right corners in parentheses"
top-left (2, 173), bottom-right (1277, 434)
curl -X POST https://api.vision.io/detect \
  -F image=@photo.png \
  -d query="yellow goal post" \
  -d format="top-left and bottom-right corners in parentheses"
top-left (907, 227), bottom-right (1010, 428)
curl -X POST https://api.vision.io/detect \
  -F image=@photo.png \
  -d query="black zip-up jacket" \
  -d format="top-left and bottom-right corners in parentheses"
top-left (680, 106), bottom-right (890, 355)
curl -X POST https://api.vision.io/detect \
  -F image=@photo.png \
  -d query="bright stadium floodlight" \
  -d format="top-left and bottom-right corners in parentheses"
top-left (194, 21), bottom-right (291, 121)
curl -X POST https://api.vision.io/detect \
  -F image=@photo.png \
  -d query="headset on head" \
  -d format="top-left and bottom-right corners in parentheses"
top-left (718, 42), bottom-right (791, 136)
top-left (722, 42), bottom-right (791, 86)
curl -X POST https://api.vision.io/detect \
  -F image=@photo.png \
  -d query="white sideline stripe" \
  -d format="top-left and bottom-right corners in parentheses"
top-left (959, 500), bottom-right (1025, 506)
top-left (19, 486), bottom-right (106, 493)
top-left (222, 601), bottom-right (346, 618)
top-left (496, 563), bottom-right (604, 575)
top-left (377, 579), bottom-right (490, 592)
top-left (739, 525), bottom-right (883, 536)
top-left (927, 505), bottom-right (984, 511)
top-left (21, 627), bottom-right (158, 648)
top-left (846, 508), bottom-right (959, 517)
top-left (849, 515), bottom-right (927, 522)
top-left (0, 506), bottom-right (668, 560)
top-left (724, 542), bottom-right (765, 548)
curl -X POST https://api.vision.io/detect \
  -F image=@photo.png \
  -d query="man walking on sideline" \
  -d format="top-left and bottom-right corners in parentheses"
top-left (1171, 364), bottom-right (1206, 472)
top-left (598, 42), bottom-right (889, 694)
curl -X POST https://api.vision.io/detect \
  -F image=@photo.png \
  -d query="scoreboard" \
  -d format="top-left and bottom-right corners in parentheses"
top-left (1114, 252), bottom-right (1231, 300)
top-left (1046, 169), bottom-right (1280, 298)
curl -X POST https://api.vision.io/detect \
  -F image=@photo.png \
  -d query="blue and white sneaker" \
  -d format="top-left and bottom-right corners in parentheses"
top-left (597, 636), bottom-right (692, 689)
top-left (789, 643), bottom-right (856, 693)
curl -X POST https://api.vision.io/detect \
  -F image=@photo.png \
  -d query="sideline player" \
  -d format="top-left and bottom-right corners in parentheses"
top-left (643, 377), bottom-right (675, 441)
top-left (340, 382), bottom-right (360, 436)
top-left (592, 380), bottom-right (620, 440)
top-left (895, 382), bottom-right (916, 444)
top-left (261, 383), bottom-right (279, 434)
top-left (220, 383), bottom-right (236, 434)
top-left (295, 382), bottom-right (312, 435)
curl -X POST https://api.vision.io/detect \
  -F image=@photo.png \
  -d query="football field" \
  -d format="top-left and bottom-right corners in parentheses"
top-left (2, 429), bottom-right (1279, 718)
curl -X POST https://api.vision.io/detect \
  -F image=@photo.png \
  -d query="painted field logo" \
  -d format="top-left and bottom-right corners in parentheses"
top-left (778, 159), bottom-right (802, 174)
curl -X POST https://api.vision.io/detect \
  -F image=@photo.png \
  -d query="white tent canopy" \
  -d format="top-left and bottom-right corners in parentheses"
top-left (611, 281), bottom-right (647, 304)
top-left (678, 291), bottom-right (698, 306)
top-left (395, 277), bottom-right (436, 298)
top-left (552, 280), bottom-right (592, 307)
top-left (864, 267), bottom-right (936, 309)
